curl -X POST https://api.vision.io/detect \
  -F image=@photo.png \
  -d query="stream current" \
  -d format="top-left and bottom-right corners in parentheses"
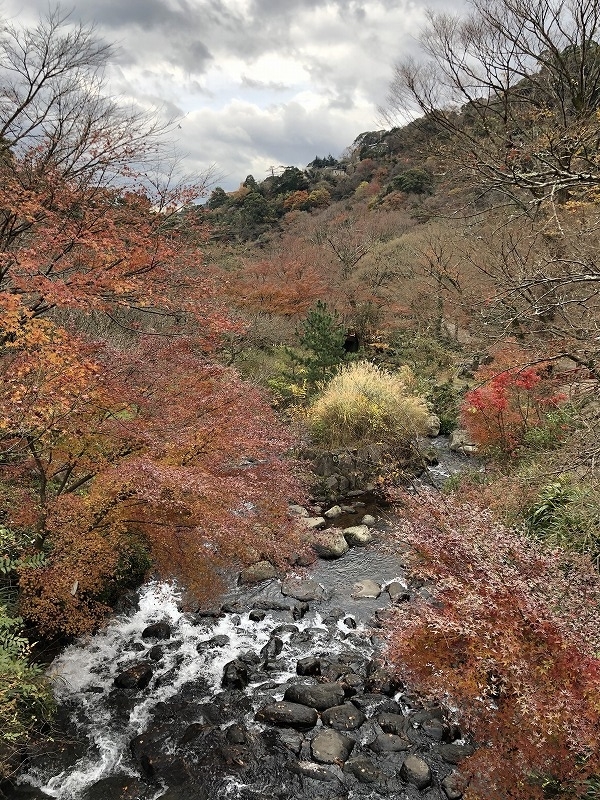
top-left (13, 439), bottom-right (474, 800)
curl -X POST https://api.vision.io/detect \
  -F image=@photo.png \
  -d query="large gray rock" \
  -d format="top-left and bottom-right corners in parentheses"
top-left (221, 659), bottom-right (249, 690)
top-left (141, 621), bottom-right (171, 640)
top-left (377, 712), bottom-right (408, 735)
top-left (239, 560), bottom-right (277, 584)
top-left (288, 504), bottom-right (309, 517)
top-left (400, 755), bottom-right (432, 789)
top-left (343, 757), bottom-right (380, 784)
top-left (438, 742), bottom-right (475, 764)
top-left (310, 530), bottom-right (349, 559)
top-left (425, 413), bottom-right (441, 437)
top-left (281, 577), bottom-right (326, 602)
top-left (369, 733), bottom-right (411, 753)
top-left (351, 579), bottom-right (381, 598)
top-left (303, 516), bottom-right (326, 530)
top-left (343, 525), bottom-right (373, 546)
top-left (114, 663), bottom-right (153, 690)
top-left (323, 505), bottom-right (343, 519)
top-left (255, 701), bottom-right (318, 730)
top-left (321, 703), bottom-right (366, 731)
top-left (442, 772), bottom-right (466, 799)
top-left (283, 682), bottom-right (345, 711)
top-left (449, 429), bottom-right (478, 454)
top-left (311, 729), bottom-right (354, 764)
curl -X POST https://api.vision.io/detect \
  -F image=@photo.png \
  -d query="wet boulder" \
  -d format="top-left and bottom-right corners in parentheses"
top-left (321, 702), bottom-right (366, 731)
top-left (141, 621), bottom-right (171, 640)
top-left (114, 662), bottom-right (153, 690)
top-left (296, 656), bottom-right (321, 676)
top-left (400, 755), bottom-right (432, 789)
top-left (281, 577), bottom-right (327, 602)
top-left (369, 732), bottom-right (411, 752)
top-left (311, 729), bottom-right (354, 764)
top-left (438, 742), bottom-right (476, 764)
top-left (343, 525), bottom-right (373, 546)
top-left (442, 771), bottom-right (467, 799)
top-left (256, 701), bottom-right (318, 730)
top-left (287, 761), bottom-right (339, 782)
top-left (343, 756), bottom-right (380, 784)
top-left (221, 659), bottom-right (249, 690)
top-left (82, 776), bottom-right (151, 800)
top-left (310, 529), bottom-right (349, 559)
top-left (351, 579), bottom-right (381, 598)
top-left (377, 712), bottom-right (408, 735)
top-left (351, 693), bottom-right (401, 716)
top-left (260, 636), bottom-right (283, 663)
top-left (283, 682), bottom-right (345, 711)
top-left (272, 727), bottom-right (303, 755)
top-left (248, 609), bottom-right (266, 622)
top-left (365, 662), bottom-right (399, 695)
top-left (239, 560), bottom-right (278, 584)
top-left (387, 581), bottom-right (410, 602)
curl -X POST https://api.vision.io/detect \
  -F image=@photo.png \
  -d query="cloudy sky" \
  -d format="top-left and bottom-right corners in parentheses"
top-left (3, 0), bottom-right (457, 190)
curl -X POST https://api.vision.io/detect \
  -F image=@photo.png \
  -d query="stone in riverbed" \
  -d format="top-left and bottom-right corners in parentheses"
top-left (361, 514), bottom-right (377, 526)
top-left (287, 761), bottom-right (339, 782)
top-left (239, 560), bottom-right (277, 584)
top-left (114, 662), bottom-right (153, 690)
top-left (351, 693), bottom-right (401, 716)
top-left (296, 656), bottom-right (321, 676)
top-left (141, 621), bottom-right (171, 640)
top-left (351, 579), bottom-right (381, 598)
top-left (221, 659), bottom-right (249, 690)
top-left (377, 712), bottom-right (408, 735)
top-left (321, 702), bottom-right (366, 731)
top-left (343, 757), bottom-right (380, 784)
top-left (82, 775), bottom-right (150, 800)
top-left (260, 636), bottom-right (283, 662)
top-left (303, 516), bottom-right (326, 530)
top-left (311, 729), bottom-right (354, 764)
top-left (283, 682), bottom-right (345, 711)
top-left (248, 608), bottom-right (266, 622)
top-left (310, 529), bottom-right (349, 559)
top-left (256, 701), bottom-right (318, 730)
top-left (400, 754), bottom-right (432, 789)
top-left (438, 742), bottom-right (476, 764)
top-left (343, 525), bottom-right (373, 546)
top-left (442, 771), bottom-right (467, 799)
top-left (323, 504), bottom-right (343, 519)
top-left (281, 577), bottom-right (326, 602)
top-left (387, 581), bottom-right (410, 602)
top-left (369, 732), bottom-right (411, 753)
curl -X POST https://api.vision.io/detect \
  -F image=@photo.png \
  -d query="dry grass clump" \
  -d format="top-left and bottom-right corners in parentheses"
top-left (305, 361), bottom-right (430, 449)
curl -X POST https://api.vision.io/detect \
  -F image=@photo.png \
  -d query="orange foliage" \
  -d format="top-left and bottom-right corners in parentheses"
top-left (222, 253), bottom-right (327, 317)
top-left (1, 147), bottom-right (304, 636)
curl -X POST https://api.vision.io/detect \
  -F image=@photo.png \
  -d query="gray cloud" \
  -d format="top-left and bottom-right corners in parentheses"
top-left (3, 0), bottom-right (469, 188)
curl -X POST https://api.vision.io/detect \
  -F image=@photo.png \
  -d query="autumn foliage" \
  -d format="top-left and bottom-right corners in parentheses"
top-left (385, 489), bottom-right (600, 799)
top-left (0, 10), bottom-right (303, 637)
top-left (461, 350), bottom-right (565, 456)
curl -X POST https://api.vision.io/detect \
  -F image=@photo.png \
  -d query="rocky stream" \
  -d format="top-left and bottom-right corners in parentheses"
top-left (10, 439), bottom-right (475, 800)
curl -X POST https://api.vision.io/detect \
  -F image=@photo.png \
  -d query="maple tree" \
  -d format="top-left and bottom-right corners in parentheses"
top-left (385, 488), bottom-right (600, 799)
top-left (461, 347), bottom-right (566, 456)
top-left (0, 8), bottom-right (304, 636)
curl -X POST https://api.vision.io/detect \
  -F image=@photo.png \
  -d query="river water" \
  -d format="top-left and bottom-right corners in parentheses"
top-left (13, 439), bottom-right (474, 800)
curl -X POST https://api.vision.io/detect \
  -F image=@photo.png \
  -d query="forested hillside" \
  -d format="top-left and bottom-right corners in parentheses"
top-left (2, 1), bottom-right (600, 798)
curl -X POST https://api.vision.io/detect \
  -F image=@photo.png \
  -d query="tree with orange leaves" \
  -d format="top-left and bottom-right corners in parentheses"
top-left (0, 8), bottom-right (303, 637)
